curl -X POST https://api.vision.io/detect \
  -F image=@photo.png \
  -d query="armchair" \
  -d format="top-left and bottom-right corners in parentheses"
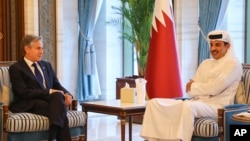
top-left (217, 64), bottom-right (250, 141)
top-left (0, 61), bottom-right (86, 141)
top-left (191, 64), bottom-right (250, 141)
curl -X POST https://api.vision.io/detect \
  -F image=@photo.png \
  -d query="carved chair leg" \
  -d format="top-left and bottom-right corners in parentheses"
top-left (79, 135), bottom-right (85, 141)
top-left (219, 134), bottom-right (224, 141)
top-left (218, 108), bottom-right (224, 141)
top-left (70, 135), bottom-right (85, 141)
top-left (71, 136), bottom-right (79, 141)
top-left (3, 132), bottom-right (7, 141)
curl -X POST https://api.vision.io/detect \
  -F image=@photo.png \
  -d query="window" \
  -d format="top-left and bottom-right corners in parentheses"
top-left (174, 0), bottom-right (246, 97)
top-left (218, 0), bottom-right (245, 63)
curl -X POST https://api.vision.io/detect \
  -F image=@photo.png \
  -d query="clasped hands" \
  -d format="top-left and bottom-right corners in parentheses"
top-left (186, 79), bottom-right (194, 92)
top-left (50, 89), bottom-right (72, 106)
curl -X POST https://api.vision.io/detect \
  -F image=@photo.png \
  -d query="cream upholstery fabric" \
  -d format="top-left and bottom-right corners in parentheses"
top-left (235, 81), bottom-right (246, 104)
top-left (193, 118), bottom-right (218, 137)
top-left (6, 111), bottom-right (85, 132)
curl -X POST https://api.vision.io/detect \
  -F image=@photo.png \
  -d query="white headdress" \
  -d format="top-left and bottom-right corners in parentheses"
top-left (207, 30), bottom-right (236, 59)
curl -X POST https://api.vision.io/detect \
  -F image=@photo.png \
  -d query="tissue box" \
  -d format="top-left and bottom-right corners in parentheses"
top-left (120, 87), bottom-right (136, 103)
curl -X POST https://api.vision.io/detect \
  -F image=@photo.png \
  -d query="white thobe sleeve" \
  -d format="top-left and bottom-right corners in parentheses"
top-left (188, 58), bottom-right (242, 97)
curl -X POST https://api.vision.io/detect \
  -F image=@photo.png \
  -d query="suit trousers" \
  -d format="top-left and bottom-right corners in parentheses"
top-left (28, 92), bottom-right (71, 141)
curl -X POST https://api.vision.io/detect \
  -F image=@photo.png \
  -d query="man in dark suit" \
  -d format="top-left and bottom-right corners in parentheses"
top-left (9, 34), bottom-right (73, 141)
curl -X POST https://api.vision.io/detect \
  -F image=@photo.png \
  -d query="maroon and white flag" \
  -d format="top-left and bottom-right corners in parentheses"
top-left (145, 0), bottom-right (183, 99)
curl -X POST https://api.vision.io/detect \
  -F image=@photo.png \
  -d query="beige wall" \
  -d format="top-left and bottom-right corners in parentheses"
top-left (175, 0), bottom-right (199, 97)
top-left (24, 0), bottom-right (39, 35)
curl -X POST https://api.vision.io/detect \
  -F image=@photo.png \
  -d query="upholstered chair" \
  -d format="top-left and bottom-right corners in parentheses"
top-left (0, 61), bottom-right (86, 141)
top-left (191, 64), bottom-right (250, 141)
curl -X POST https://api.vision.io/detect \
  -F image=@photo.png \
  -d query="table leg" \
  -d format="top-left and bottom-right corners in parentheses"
top-left (120, 115), bottom-right (126, 141)
top-left (128, 115), bottom-right (132, 141)
top-left (84, 112), bottom-right (88, 141)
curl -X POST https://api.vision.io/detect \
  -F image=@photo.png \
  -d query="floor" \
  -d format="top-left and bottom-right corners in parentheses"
top-left (87, 113), bottom-right (145, 141)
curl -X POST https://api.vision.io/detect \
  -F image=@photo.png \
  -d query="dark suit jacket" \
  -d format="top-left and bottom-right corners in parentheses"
top-left (9, 59), bottom-right (71, 112)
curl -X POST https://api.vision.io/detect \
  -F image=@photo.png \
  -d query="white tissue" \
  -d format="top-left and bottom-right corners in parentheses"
top-left (135, 78), bottom-right (147, 104)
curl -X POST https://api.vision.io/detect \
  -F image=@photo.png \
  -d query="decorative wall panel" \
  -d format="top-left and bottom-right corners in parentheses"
top-left (10, 0), bottom-right (17, 59)
top-left (0, 0), bottom-right (24, 61)
top-left (38, 0), bottom-right (56, 68)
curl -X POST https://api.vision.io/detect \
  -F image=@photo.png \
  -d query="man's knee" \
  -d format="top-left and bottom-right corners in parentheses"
top-left (49, 92), bottom-right (65, 102)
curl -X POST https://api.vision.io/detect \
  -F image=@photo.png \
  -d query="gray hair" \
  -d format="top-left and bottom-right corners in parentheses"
top-left (21, 34), bottom-right (43, 51)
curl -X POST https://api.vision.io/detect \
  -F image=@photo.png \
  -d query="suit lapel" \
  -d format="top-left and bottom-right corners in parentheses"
top-left (21, 59), bottom-right (45, 89)
top-left (20, 59), bottom-right (36, 79)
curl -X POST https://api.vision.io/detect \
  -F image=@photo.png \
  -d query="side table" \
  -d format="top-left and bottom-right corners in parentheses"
top-left (229, 112), bottom-right (250, 140)
top-left (232, 112), bottom-right (250, 122)
top-left (81, 100), bottom-right (146, 141)
top-left (116, 77), bottom-right (145, 124)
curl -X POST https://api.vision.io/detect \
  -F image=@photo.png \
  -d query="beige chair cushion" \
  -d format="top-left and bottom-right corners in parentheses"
top-left (235, 81), bottom-right (246, 104)
top-left (6, 111), bottom-right (86, 132)
top-left (1, 85), bottom-right (13, 106)
top-left (193, 118), bottom-right (218, 137)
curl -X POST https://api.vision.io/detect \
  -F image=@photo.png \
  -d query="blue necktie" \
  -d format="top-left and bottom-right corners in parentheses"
top-left (32, 63), bottom-right (44, 89)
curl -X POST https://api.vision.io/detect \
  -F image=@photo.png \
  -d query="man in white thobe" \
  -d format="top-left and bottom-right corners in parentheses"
top-left (140, 30), bottom-right (242, 141)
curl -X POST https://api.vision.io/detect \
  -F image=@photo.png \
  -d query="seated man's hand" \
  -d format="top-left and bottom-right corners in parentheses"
top-left (64, 93), bottom-right (73, 106)
top-left (186, 79), bottom-right (194, 92)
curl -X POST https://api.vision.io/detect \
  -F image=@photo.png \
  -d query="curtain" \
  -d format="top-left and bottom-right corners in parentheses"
top-left (197, 0), bottom-right (223, 65)
top-left (216, 0), bottom-right (229, 29)
top-left (77, 0), bottom-right (103, 100)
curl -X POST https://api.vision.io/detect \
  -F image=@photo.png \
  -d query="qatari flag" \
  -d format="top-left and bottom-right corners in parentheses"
top-left (145, 0), bottom-right (183, 99)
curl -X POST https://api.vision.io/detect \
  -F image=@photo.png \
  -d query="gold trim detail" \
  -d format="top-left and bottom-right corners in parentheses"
top-left (0, 33), bottom-right (3, 40)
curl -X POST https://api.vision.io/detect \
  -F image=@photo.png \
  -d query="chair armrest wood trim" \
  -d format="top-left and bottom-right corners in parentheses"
top-left (218, 108), bottom-right (224, 141)
top-left (68, 99), bottom-right (78, 110)
top-left (3, 105), bottom-right (9, 133)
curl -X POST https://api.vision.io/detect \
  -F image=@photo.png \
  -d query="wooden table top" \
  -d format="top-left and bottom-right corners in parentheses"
top-left (81, 100), bottom-right (146, 116)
